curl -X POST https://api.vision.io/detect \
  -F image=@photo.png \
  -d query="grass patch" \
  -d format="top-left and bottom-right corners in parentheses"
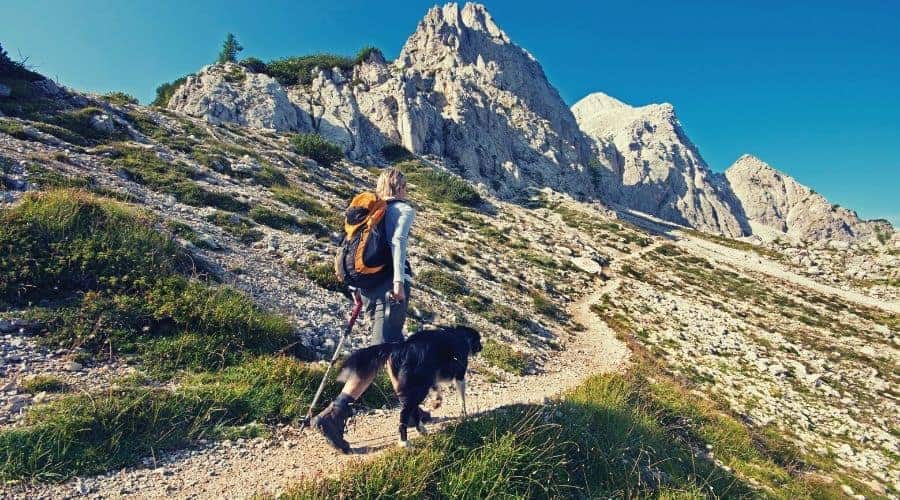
top-left (271, 185), bottom-right (330, 218)
top-left (398, 160), bottom-right (481, 207)
top-left (114, 145), bottom-right (247, 211)
top-left (284, 361), bottom-right (851, 498)
top-left (290, 133), bottom-right (342, 167)
top-left (0, 356), bottom-right (394, 481)
top-left (100, 92), bottom-right (138, 106)
top-left (0, 190), bottom-right (187, 306)
top-left (480, 339), bottom-right (528, 375)
top-left (0, 118), bottom-right (30, 140)
top-left (304, 262), bottom-right (347, 295)
top-left (249, 206), bottom-right (297, 231)
top-left (417, 268), bottom-right (466, 298)
top-left (253, 164), bottom-right (289, 187)
top-left (205, 211), bottom-right (264, 244)
top-left (19, 375), bottom-right (70, 394)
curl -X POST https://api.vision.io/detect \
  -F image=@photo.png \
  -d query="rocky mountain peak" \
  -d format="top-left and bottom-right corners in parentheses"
top-left (573, 92), bottom-right (750, 237)
top-left (398, 2), bottom-right (512, 71)
top-left (725, 155), bottom-right (892, 242)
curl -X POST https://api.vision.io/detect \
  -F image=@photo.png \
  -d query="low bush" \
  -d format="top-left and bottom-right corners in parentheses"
top-left (398, 161), bottom-right (481, 207)
top-left (380, 143), bottom-right (414, 163)
top-left (20, 375), bottom-right (69, 394)
top-left (151, 74), bottom-right (191, 107)
top-left (271, 185), bottom-right (330, 219)
top-left (114, 145), bottom-right (248, 211)
top-left (249, 206), bottom-right (297, 231)
top-left (205, 211), bottom-right (263, 244)
top-left (100, 92), bottom-right (138, 106)
top-left (0, 118), bottom-right (29, 140)
top-left (290, 133), bottom-right (342, 167)
top-left (239, 57), bottom-right (267, 73)
top-left (480, 339), bottom-right (528, 375)
top-left (253, 164), bottom-right (289, 187)
top-left (417, 268), bottom-right (467, 298)
top-left (304, 262), bottom-right (347, 295)
top-left (262, 48), bottom-right (382, 86)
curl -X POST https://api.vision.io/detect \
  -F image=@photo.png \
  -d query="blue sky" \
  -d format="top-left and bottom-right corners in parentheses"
top-left (2, 0), bottom-right (898, 224)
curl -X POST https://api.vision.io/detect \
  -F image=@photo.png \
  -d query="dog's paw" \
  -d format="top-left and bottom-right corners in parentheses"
top-left (416, 423), bottom-right (428, 435)
top-left (397, 439), bottom-right (410, 449)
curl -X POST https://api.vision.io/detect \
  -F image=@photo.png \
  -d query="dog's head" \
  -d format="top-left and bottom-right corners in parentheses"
top-left (453, 325), bottom-right (482, 354)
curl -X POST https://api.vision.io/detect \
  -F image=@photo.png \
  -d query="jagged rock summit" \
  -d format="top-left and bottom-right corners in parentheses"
top-left (725, 154), bottom-right (892, 242)
top-left (572, 92), bottom-right (749, 237)
top-left (168, 3), bottom-right (598, 198)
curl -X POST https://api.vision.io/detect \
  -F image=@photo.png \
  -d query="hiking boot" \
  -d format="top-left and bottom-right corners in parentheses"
top-left (312, 402), bottom-right (352, 453)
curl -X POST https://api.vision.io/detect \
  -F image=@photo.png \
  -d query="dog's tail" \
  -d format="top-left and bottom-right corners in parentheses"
top-left (337, 343), bottom-right (401, 382)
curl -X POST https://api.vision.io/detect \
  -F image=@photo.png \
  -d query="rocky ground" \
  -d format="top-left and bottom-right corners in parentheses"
top-left (605, 215), bottom-right (899, 496)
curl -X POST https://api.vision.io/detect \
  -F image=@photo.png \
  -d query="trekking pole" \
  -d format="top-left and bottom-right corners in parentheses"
top-left (298, 298), bottom-right (363, 431)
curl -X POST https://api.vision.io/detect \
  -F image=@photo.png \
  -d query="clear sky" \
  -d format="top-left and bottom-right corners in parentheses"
top-left (2, 0), bottom-right (898, 224)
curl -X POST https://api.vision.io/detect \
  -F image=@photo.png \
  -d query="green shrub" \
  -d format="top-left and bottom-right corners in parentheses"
top-left (239, 57), bottom-right (267, 73)
top-left (417, 268), bottom-right (466, 298)
top-left (530, 290), bottom-right (562, 320)
top-left (0, 190), bottom-right (187, 306)
top-left (100, 92), bottom-right (138, 106)
top-left (290, 133), bottom-right (342, 167)
top-left (304, 262), bottom-right (346, 295)
top-left (398, 161), bottom-right (481, 207)
top-left (253, 164), bottom-right (289, 187)
top-left (20, 375), bottom-right (70, 394)
top-left (271, 185), bottom-right (330, 218)
top-left (249, 206), bottom-right (297, 231)
top-left (481, 339), bottom-right (528, 375)
top-left (380, 143), bottom-right (414, 163)
top-left (265, 54), bottom-right (353, 86)
top-left (151, 75), bottom-right (190, 107)
top-left (205, 211), bottom-right (263, 244)
top-left (41, 107), bottom-right (126, 145)
top-left (114, 146), bottom-right (247, 211)
top-left (354, 46), bottom-right (383, 65)
top-left (0, 118), bottom-right (29, 140)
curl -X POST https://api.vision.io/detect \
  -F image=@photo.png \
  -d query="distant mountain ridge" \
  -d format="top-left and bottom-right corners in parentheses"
top-left (724, 154), bottom-right (893, 242)
top-left (164, 2), bottom-right (891, 243)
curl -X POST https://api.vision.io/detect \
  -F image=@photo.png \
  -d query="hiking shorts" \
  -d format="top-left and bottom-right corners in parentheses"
top-left (359, 279), bottom-right (411, 345)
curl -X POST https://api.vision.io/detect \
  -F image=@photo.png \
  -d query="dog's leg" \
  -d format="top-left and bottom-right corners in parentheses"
top-left (455, 379), bottom-right (467, 417)
top-left (398, 401), bottom-right (412, 448)
top-left (416, 407), bottom-right (429, 435)
top-left (429, 384), bottom-right (443, 410)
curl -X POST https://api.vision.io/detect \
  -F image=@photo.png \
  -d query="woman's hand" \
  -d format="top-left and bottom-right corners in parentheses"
top-left (389, 281), bottom-right (406, 302)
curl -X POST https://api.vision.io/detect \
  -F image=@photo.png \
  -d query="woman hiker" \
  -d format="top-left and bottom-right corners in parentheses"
top-left (313, 167), bottom-right (416, 453)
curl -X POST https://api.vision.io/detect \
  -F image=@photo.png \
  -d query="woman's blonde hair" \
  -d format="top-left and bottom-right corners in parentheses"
top-left (376, 168), bottom-right (407, 199)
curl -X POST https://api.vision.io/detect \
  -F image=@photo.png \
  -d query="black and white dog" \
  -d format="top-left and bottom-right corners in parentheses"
top-left (338, 325), bottom-right (482, 447)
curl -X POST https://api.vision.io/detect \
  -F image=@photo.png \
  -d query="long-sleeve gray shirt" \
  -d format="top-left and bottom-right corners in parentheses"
top-left (383, 199), bottom-right (415, 283)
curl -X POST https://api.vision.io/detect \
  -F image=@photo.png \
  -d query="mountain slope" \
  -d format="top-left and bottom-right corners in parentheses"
top-left (572, 92), bottom-right (749, 237)
top-left (725, 154), bottom-right (892, 242)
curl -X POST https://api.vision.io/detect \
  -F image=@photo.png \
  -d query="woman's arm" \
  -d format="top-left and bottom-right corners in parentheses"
top-left (389, 203), bottom-right (415, 285)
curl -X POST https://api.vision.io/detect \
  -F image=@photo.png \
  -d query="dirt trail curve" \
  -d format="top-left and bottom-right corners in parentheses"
top-left (18, 249), bottom-right (651, 499)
